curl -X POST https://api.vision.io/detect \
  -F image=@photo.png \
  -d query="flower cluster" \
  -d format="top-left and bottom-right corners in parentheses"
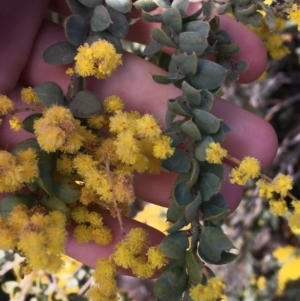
top-left (71, 206), bottom-right (112, 245)
top-left (87, 228), bottom-right (165, 301)
top-left (34, 105), bottom-right (87, 153)
top-left (0, 148), bottom-right (39, 193)
top-left (21, 87), bottom-right (39, 104)
top-left (0, 95), bottom-right (14, 115)
top-left (0, 204), bottom-right (67, 273)
top-left (288, 4), bottom-right (300, 31)
top-left (230, 156), bottom-right (261, 185)
top-left (249, 16), bottom-right (290, 60)
top-left (74, 40), bottom-right (122, 79)
top-left (273, 245), bottom-right (300, 294)
top-left (189, 277), bottom-right (226, 301)
top-left (205, 142), bottom-right (228, 164)
top-left (256, 174), bottom-right (296, 223)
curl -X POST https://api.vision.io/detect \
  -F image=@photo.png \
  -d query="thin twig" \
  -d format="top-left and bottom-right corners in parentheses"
top-left (104, 154), bottom-right (125, 235)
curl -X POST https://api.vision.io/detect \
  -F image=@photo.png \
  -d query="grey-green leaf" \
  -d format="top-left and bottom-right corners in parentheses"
top-left (171, 0), bottom-right (188, 15)
top-left (199, 226), bottom-right (235, 263)
top-left (194, 136), bottom-right (214, 161)
top-left (91, 5), bottom-right (112, 32)
top-left (185, 192), bottom-right (202, 222)
top-left (0, 194), bottom-right (38, 218)
top-left (43, 41), bottom-right (77, 65)
top-left (152, 28), bottom-right (176, 48)
top-left (133, 0), bottom-right (158, 12)
top-left (107, 7), bottom-right (129, 38)
top-left (172, 182), bottom-right (194, 207)
top-left (33, 82), bottom-right (64, 107)
top-left (160, 231), bottom-right (189, 258)
top-left (183, 20), bottom-right (210, 36)
top-left (193, 109), bottom-right (220, 134)
top-left (69, 90), bottom-right (104, 118)
top-left (201, 193), bottom-right (229, 221)
top-left (172, 52), bottom-right (197, 75)
top-left (179, 32), bottom-right (208, 56)
top-left (185, 249), bottom-right (202, 284)
top-left (143, 41), bottom-right (163, 56)
top-left (106, 0), bottom-right (132, 13)
top-left (22, 114), bottom-right (42, 134)
top-left (65, 15), bottom-right (89, 46)
top-left (153, 0), bottom-right (171, 8)
top-left (181, 81), bottom-right (201, 106)
top-left (180, 118), bottom-right (201, 140)
top-left (189, 60), bottom-right (227, 91)
top-left (67, 0), bottom-right (94, 19)
top-left (55, 178), bottom-right (81, 204)
top-left (78, 0), bottom-right (103, 7)
top-left (162, 8), bottom-right (182, 32)
top-left (162, 149), bottom-right (191, 173)
top-left (154, 265), bottom-right (188, 300)
top-left (197, 172), bottom-right (220, 201)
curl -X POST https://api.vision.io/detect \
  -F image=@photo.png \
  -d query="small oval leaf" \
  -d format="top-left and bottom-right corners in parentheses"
top-left (91, 5), bottom-right (112, 32)
top-left (160, 231), bottom-right (189, 259)
top-left (68, 90), bottom-right (104, 118)
top-left (43, 41), bottom-right (77, 65)
top-left (65, 15), bottom-right (89, 46)
top-left (33, 82), bottom-right (64, 107)
top-left (106, 0), bottom-right (132, 13)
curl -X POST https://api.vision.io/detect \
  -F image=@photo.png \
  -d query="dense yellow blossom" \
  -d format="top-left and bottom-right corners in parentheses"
top-left (147, 246), bottom-right (166, 269)
top-left (273, 246), bottom-right (296, 263)
top-left (153, 136), bottom-right (174, 159)
top-left (288, 4), bottom-right (300, 31)
top-left (264, 34), bottom-right (290, 60)
top-left (56, 154), bottom-right (74, 175)
top-left (256, 179), bottom-right (274, 199)
top-left (104, 95), bottom-right (124, 113)
top-left (34, 105), bottom-right (86, 153)
top-left (87, 114), bottom-right (107, 129)
top-left (109, 110), bottom-right (135, 133)
top-left (21, 87), bottom-right (39, 104)
top-left (189, 277), bottom-right (225, 301)
top-left (271, 174), bottom-right (293, 197)
top-left (74, 40), bottom-right (122, 79)
top-left (288, 212), bottom-right (300, 230)
top-left (205, 142), bottom-right (228, 164)
top-left (0, 95), bottom-right (14, 115)
top-left (269, 199), bottom-right (288, 216)
top-left (135, 114), bottom-right (162, 139)
top-left (275, 254), bottom-right (300, 294)
top-left (9, 116), bottom-right (23, 132)
top-left (230, 156), bottom-right (261, 185)
top-left (71, 206), bottom-right (112, 245)
top-left (0, 148), bottom-right (39, 193)
top-left (1, 205), bottom-right (67, 273)
top-left (114, 131), bottom-right (139, 164)
top-left (113, 228), bottom-right (163, 278)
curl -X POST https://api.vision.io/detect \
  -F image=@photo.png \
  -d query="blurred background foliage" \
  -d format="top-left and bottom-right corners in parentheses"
top-left (1, 8), bottom-right (300, 301)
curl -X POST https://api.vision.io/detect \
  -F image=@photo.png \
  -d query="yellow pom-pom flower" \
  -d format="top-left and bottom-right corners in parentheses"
top-left (0, 95), bottom-right (14, 115)
top-left (21, 87), bottom-right (39, 104)
top-left (74, 40), bottom-right (122, 79)
top-left (271, 174), bottom-right (293, 197)
top-left (152, 136), bottom-right (174, 159)
top-left (104, 95), bottom-right (124, 113)
top-left (269, 199), bottom-right (288, 216)
top-left (34, 105), bottom-right (85, 153)
top-left (189, 277), bottom-right (225, 301)
top-left (230, 156), bottom-right (261, 185)
top-left (205, 142), bottom-right (228, 164)
top-left (9, 116), bottom-right (23, 131)
top-left (135, 114), bottom-right (162, 139)
top-left (288, 4), bottom-right (300, 31)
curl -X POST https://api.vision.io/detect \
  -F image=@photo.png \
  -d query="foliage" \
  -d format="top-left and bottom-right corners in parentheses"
top-left (1, 0), bottom-right (300, 300)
